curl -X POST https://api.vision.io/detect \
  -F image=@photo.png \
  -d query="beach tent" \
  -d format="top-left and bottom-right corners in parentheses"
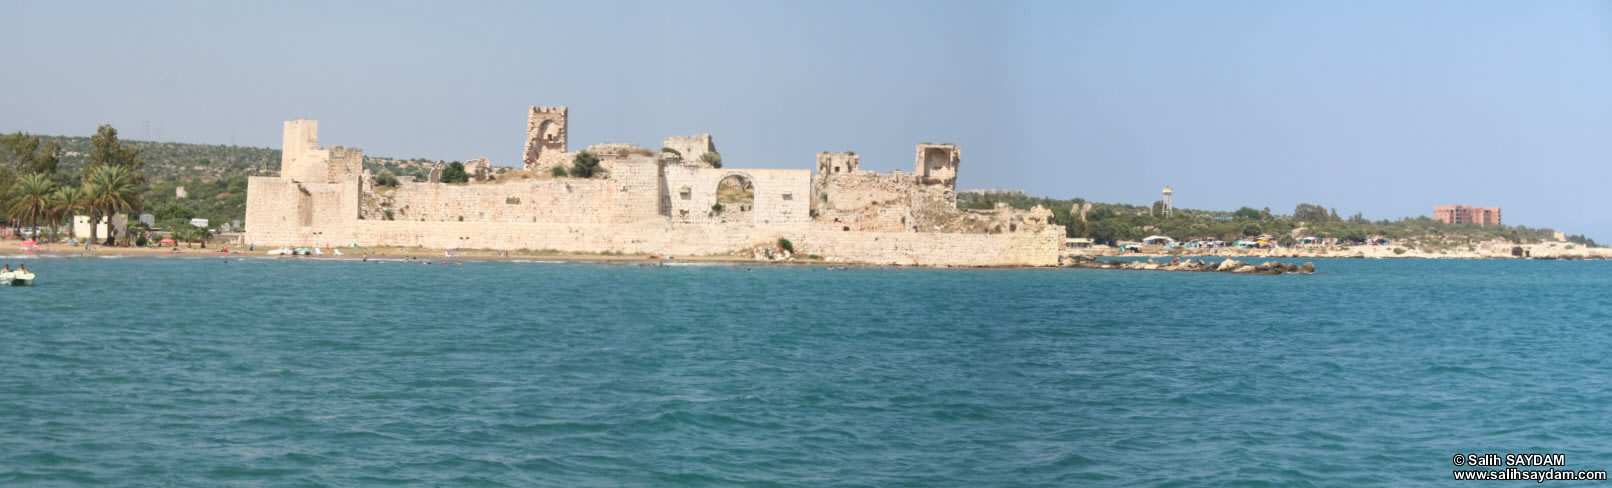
top-left (1142, 235), bottom-right (1175, 246)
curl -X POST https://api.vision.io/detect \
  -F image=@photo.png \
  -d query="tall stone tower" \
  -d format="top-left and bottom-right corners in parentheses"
top-left (281, 119), bottom-right (321, 183)
top-left (523, 106), bottom-right (568, 170)
top-left (1162, 186), bottom-right (1173, 218)
top-left (279, 119), bottom-right (363, 183)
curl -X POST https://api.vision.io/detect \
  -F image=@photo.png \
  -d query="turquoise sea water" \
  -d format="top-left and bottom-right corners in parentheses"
top-left (2, 255), bottom-right (1610, 486)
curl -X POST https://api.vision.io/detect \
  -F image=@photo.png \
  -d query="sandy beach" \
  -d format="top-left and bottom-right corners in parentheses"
top-left (0, 239), bottom-right (831, 265)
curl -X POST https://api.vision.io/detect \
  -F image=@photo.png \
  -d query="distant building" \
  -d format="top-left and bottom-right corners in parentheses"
top-left (175, 186), bottom-right (187, 199)
top-left (1434, 205), bottom-right (1501, 226)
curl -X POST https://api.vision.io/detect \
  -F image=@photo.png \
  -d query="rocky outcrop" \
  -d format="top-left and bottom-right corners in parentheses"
top-left (1061, 255), bottom-right (1314, 275)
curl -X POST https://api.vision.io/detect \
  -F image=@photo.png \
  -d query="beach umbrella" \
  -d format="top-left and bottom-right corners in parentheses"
top-left (21, 239), bottom-right (36, 247)
top-left (160, 238), bottom-right (176, 244)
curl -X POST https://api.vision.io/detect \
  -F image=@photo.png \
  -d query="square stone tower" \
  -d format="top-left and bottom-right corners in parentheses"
top-left (914, 143), bottom-right (960, 190)
top-left (524, 106), bottom-right (568, 169)
top-left (281, 119), bottom-right (321, 183)
top-left (662, 134), bottom-right (717, 165)
top-left (279, 119), bottom-right (362, 183)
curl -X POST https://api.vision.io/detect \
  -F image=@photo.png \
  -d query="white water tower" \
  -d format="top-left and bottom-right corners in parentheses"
top-left (1162, 186), bottom-right (1173, 218)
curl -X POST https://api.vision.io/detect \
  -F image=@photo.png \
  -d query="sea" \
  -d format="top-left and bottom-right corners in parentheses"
top-left (2, 255), bottom-right (1609, 486)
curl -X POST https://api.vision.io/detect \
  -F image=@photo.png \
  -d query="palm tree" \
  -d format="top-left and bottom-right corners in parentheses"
top-left (83, 165), bottom-right (142, 245)
top-left (4, 173), bottom-right (55, 241)
top-left (51, 186), bottom-right (88, 242)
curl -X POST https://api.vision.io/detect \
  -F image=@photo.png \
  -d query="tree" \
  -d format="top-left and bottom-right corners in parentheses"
top-left (84, 165), bottom-right (142, 245)
top-left (4, 173), bottom-right (55, 240)
top-left (440, 162), bottom-right (469, 183)
top-left (571, 151), bottom-right (604, 178)
top-left (0, 132), bottom-right (60, 174)
top-left (700, 152), bottom-right (722, 168)
top-left (50, 186), bottom-right (87, 242)
top-left (86, 125), bottom-right (144, 182)
top-left (1242, 222), bottom-right (1263, 236)
top-left (152, 201), bottom-right (196, 222)
top-left (1293, 203), bottom-right (1329, 223)
top-left (550, 165), bottom-right (569, 177)
top-left (1233, 207), bottom-right (1261, 220)
top-left (375, 171), bottom-right (400, 187)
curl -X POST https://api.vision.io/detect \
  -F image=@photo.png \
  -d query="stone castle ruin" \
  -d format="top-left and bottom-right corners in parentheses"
top-left (245, 106), bottom-right (1062, 266)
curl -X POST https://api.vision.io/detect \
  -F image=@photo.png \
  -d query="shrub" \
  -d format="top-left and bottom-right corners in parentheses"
top-left (441, 162), bottom-right (469, 183)
top-left (375, 171), bottom-right (400, 187)
top-left (135, 236), bottom-right (148, 246)
top-left (383, 209), bottom-right (394, 221)
top-left (660, 147), bottom-right (681, 156)
top-left (700, 152), bottom-right (722, 168)
top-left (571, 151), bottom-right (604, 178)
top-left (1393, 247), bottom-right (1407, 255)
top-left (712, 203), bottom-right (724, 212)
top-left (777, 238), bottom-right (794, 253)
top-left (550, 165), bottom-right (569, 177)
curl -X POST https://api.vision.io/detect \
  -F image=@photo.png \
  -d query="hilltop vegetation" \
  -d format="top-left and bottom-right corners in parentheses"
top-left (958, 192), bottom-right (1600, 248)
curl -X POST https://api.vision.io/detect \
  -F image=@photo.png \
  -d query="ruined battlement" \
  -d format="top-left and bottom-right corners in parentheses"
top-left (662, 134), bottom-right (716, 164)
top-left (524, 106), bottom-right (568, 170)
top-left (915, 143), bottom-right (960, 190)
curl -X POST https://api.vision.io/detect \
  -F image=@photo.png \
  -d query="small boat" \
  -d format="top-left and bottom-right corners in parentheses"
top-left (1, 271), bottom-right (32, 286)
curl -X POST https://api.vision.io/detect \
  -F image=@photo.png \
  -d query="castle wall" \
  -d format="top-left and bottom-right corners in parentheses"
top-left (244, 176), bottom-right (360, 246)
top-left (377, 157), bottom-right (663, 225)
top-left (802, 225), bottom-right (1062, 267)
top-left (663, 164), bottom-right (810, 225)
top-left (245, 114), bottom-right (1062, 267)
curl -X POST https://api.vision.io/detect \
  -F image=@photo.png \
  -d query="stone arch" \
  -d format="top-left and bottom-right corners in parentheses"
top-left (715, 172), bottom-right (756, 221)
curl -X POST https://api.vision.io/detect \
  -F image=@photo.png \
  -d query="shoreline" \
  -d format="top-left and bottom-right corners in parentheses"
top-left (0, 240), bottom-right (829, 266)
top-left (4, 240), bottom-right (1606, 266)
top-left (1073, 242), bottom-right (1611, 261)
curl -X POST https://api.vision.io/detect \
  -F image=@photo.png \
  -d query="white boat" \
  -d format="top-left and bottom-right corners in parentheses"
top-left (1, 271), bottom-right (33, 286)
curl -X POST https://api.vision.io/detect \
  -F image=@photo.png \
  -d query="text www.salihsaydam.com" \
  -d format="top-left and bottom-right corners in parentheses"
top-left (1454, 468), bottom-right (1608, 482)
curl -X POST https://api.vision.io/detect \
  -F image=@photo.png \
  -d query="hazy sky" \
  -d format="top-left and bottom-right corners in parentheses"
top-left (3, 1), bottom-right (1609, 238)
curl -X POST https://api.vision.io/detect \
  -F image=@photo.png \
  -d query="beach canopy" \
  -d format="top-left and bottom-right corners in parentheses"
top-left (160, 238), bottom-right (176, 244)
